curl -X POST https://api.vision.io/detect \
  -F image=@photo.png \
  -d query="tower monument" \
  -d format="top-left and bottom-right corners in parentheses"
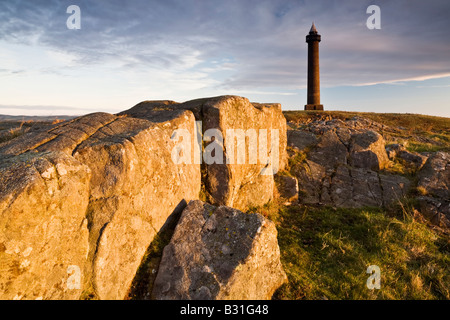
top-left (305, 23), bottom-right (324, 111)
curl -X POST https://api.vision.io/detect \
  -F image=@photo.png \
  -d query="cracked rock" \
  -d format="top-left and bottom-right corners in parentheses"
top-left (152, 200), bottom-right (287, 300)
top-left (0, 107), bottom-right (201, 300)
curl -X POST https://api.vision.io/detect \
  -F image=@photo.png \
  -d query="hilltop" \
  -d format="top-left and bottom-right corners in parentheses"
top-left (0, 100), bottom-right (448, 300)
top-left (284, 110), bottom-right (450, 153)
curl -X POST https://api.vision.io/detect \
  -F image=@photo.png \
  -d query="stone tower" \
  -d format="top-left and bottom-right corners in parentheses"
top-left (305, 23), bottom-right (324, 111)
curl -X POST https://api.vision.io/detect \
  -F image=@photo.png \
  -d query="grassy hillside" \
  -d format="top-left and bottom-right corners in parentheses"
top-left (248, 201), bottom-right (449, 300)
top-left (270, 111), bottom-right (450, 299)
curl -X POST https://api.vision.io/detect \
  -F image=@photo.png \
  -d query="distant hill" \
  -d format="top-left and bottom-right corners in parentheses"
top-left (0, 114), bottom-right (77, 121)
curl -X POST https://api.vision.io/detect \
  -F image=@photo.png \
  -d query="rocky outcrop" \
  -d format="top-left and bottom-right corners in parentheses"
top-left (152, 200), bottom-right (287, 300)
top-left (386, 144), bottom-right (428, 170)
top-left (74, 110), bottom-right (200, 300)
top-left (417, 152), bottom-right (450, 227)
top-left (0, 109), bottom-right (200, 300)
top-left (293, 162), bottom-right (410, 208)
top-left (122, 96), bottom-right (287, 211)
top-left (288, 118), bottom-right (411, 208)
top-left (0, 95), bottom-right (288, 300)
top-left (308, 130), bottom-right (348, 169)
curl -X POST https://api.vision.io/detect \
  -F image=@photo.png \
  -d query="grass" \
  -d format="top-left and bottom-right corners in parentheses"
top-left (406, 141), bottom-right (448, 153)
top-left (283, 111), bottom-right (450, 133)
top-left (0, 122), bottom-right (27, 144)
top-left (288, 148), bottom-right (308, 167)
top-left (250, 201), bottom-right (450, 300)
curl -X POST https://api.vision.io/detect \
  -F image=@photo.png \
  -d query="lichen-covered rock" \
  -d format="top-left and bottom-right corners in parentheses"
top-left (0, 109), bottom-right (201, 300)
top-left (418, 196), bottom-right (450, 228)
top-left (397, 150), bottom-right (428, 170)
top-left (152, 200), bottom-right (287, 300)
top-left (416, 152), bottom-right (450, 228)
top-left (287, 118), bottom-right (412, 208)
top-left (73, 110), bottom-right (200, 300)
top-left (122, 96), bottom-right (288, 211)
top-left (293, 159), bottom-right (411, 208)
top-left (0, 151), bottom-right (90, 300)
top-left (308, 130), bottom-right (348, 169)
top-left (417, 152), bottom-right (449, 199)
top-left (349, 130), bottom-right (389, 170)
top-left (385, 144), bottom-right (428, 170)
top-left (287, 130), bottom-right (318, 151)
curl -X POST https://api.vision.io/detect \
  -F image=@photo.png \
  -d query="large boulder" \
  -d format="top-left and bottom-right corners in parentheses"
top-left (0, 109), bottom-right (201, 300)
top-left (287, 130), bottom-right (318, 152)
top-left (308, 130), bottom-right (348, 169)
top-left (73, 110), bottom-right (200, 300)
top-left (349, 130), bottom-right (389, 170)
top-left (417, 152), bottom-right (449, 199)
top-left (0, 151), bottom-right (90, 300)
top-left (397, 150), bottom-right (428, 170)
top-left (416, 152), bottom-right (450, 228)
top-left (418, 197), bottom-right (450, 229)
top-left (152, 200), bottom-right (287, 300)
top-left (122, 96), bottom-right (288, 211)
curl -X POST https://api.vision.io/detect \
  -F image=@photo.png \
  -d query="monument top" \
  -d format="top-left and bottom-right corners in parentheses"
top-left (309, 22), bottom-right (318, 34)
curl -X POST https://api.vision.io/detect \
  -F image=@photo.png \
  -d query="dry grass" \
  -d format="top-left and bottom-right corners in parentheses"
top-left (248, 200), bottom-right (450, 300)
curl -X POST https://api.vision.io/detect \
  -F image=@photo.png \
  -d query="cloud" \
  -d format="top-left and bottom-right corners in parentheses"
top-left (1, 0), bottom-right (450, 94)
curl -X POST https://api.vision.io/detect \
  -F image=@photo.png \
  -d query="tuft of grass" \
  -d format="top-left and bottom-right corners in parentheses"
top-left (406, 141), bottom-right (447, 153)
top-left (258, 202), bottom-right (450, 300)
top-left (382, 158), bottom-right (420, 177)
top-left (0, 124), bottom-right (26, 144)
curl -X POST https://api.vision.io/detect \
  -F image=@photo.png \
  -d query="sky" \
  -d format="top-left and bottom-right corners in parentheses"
top-left (0, 0), bottom-right (449, 117)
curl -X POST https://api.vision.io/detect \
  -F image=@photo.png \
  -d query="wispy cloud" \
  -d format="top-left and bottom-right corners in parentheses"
top-left (0, 0), bottom-right (449, 115)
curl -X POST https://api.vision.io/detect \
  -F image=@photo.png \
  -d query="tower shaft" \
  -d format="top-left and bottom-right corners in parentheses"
top-left (305, 24), bottom-right (324, 111)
